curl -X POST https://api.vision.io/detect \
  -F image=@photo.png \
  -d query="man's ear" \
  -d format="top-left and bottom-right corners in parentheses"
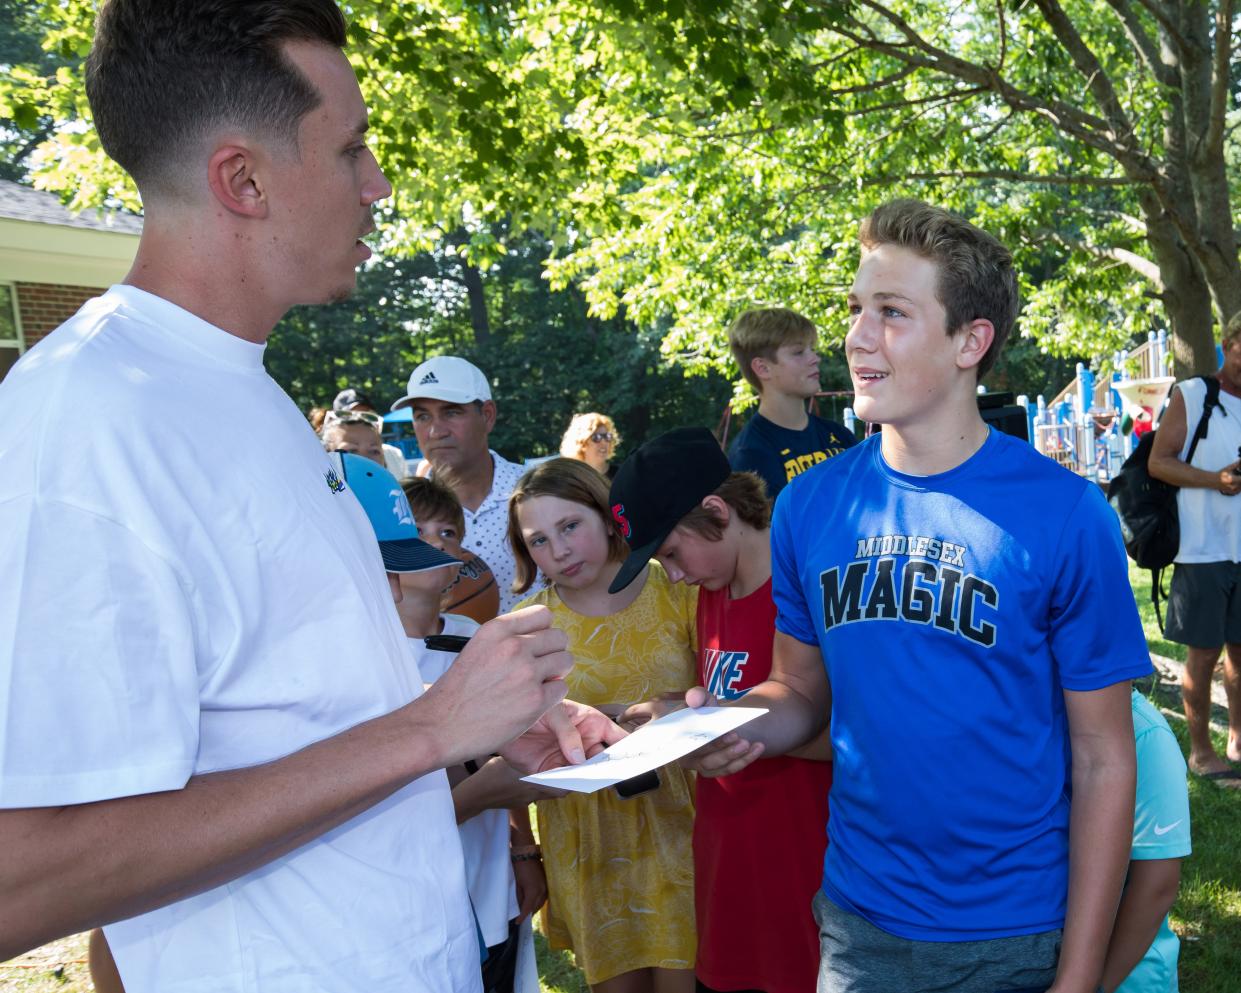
top-left (749, 355), bottom-right (771, 383)
top-left (480, 399), bottom-right (498, 432)
top-left (955, 319), bottom-right (995, 373)
top-left (206, 143), bottom-right (268, 219)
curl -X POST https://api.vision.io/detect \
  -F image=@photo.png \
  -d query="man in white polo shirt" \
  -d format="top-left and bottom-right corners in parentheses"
top-left (393, 355), bottom-right (536, 612)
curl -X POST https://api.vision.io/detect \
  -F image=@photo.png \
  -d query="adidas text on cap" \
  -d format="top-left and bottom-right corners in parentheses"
top-left (391, 356), bottom-right (492, 411)
top-left (607, 427), bottom-right (730, 593)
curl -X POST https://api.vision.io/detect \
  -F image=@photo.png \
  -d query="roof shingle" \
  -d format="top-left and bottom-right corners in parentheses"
top-left (0, 179), bottom-right (143, 235)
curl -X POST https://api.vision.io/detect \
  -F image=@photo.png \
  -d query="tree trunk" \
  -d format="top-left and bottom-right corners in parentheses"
top-left (1141, 190), bottom-right (1217, 377)
top-left (1139, 14), bottom-right (1225, 379)
top-left (460, 259), bottom-right (491, 346)
top-left (1175, 0), bottom-right (1241, 331)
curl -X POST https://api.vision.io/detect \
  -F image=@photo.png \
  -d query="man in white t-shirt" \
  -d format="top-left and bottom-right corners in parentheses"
top-left (1149, 312), bottom-right (1241, 782)
top-left (392, 355), bottom-right (536, 612)
top-left (0, 3), bottom-right (619, 990)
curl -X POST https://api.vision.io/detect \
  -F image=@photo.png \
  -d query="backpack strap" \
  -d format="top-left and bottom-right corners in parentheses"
top-left (1151, 566), bottom-right (1167, 636)
top-left (1185, 374), bottom-right (1221, 464)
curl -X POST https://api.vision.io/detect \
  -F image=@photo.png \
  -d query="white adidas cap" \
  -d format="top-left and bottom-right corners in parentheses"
top-left (391, 356), bottom-right (493, 411)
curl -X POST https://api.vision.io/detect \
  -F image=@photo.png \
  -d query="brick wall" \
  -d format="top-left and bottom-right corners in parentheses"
top-left (15, 282), bottom-right (100, 349)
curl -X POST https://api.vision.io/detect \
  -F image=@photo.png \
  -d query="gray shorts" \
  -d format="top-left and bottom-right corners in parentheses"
top-left (1165, 560), bottom-right (1241, 648)
top-left (813, 891), bottom-right (1060, 993)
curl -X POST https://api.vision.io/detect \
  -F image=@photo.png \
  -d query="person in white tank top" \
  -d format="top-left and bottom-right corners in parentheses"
top-left (1149, 313), bottom-right (1241, 781)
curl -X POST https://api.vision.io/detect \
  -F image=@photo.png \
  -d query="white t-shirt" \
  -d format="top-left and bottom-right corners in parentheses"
top-left (383, 442), bottom-right (409, 479)
top-left (410, 615), bottom-right (519, 947)
top-left (1174, 377), bottom-right (1241, 563)
top-left (0, 286), bottom-right (479, 993)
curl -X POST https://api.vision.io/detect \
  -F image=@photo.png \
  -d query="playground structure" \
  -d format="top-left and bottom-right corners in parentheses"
top-left (1024, 331), bottom-right (1176, 483)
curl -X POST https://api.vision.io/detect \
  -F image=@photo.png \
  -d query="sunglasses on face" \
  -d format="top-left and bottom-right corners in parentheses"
top-left (324, 409), bottom-right (382, 429)
top-left (590, 431), bottom-right (614, 443)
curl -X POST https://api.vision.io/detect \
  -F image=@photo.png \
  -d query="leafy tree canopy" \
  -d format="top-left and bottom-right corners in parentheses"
top-left (7, 0), bottom-right (1222, 389)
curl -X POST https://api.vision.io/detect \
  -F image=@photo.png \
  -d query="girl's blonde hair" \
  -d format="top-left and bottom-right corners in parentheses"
top-left (507, 457), bottom-right (629, 594)
top-left (559, 412), bottom-right (620, 462)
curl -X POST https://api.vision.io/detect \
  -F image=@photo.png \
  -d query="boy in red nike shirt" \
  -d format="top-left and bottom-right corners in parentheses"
top-left (613, 428), bottom-right (832, 993)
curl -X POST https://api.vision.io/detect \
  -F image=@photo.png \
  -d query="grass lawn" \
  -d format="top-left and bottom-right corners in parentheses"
top-left (535, 930), bottom-right (588, 993)
top-left (2, 565), bottom-right (1236, 992)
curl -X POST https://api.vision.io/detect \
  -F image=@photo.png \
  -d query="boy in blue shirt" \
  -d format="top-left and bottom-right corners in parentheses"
top-left (726, 307), bottom-right (856, 499)
top-left (688, 199), bottom-right (1152, 993)
top-left (1102, 692), bottom-right (1191, 993)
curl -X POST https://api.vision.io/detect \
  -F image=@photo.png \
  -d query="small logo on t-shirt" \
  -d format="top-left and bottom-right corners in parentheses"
top-left (324, 468), bottom-right (346, 494)
top-left (1153, 820), bottom-right (1182, 836)
top-left (419, 371), bottom-right (440, 385)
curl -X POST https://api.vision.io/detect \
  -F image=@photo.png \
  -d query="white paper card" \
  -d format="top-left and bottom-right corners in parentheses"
top-left (521, 706), bottom-right (767, 793)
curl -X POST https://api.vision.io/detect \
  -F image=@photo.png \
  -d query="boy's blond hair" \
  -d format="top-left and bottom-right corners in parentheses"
top-left (728, 307), bottom-right (817, 392)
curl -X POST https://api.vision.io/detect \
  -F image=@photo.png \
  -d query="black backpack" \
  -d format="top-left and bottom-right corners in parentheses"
top-left (1107, 375), bottom-right (1221, 631)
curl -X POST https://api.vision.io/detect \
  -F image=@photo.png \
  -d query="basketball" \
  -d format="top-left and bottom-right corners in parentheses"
top-left (440, 551), bottom-right (500, 624)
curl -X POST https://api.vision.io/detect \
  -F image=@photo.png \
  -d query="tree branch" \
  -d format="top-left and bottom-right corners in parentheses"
top-left (1100, 0), bottom-right (1177, 87)
top-left (971, 106), bottom-right (1019, 147)
top-left (1029, 0), bottom-right (1136, 141)
top-left (995, 0), bottom-right (1008, 74)
top-left (807, 44), bottom-right (869, 71)
top-left (1131, 0), bottom-right (1193, 55)
top-left (1038, 229), bottom-right (1165, 288)
top-left (836, 8), bottom-right (1158, 177)
top-left (826, 64), bottom-right (918, 96)
top-left (845, 86), bottom-right (986, 116)
top-left (872, 170), bottom-right (1139, 187)
top-left (1206, 0), bottom-right (1233, 155)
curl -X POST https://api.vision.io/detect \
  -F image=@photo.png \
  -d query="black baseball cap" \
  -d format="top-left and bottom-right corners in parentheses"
top-left (607, 427), bottom-right (731, 593)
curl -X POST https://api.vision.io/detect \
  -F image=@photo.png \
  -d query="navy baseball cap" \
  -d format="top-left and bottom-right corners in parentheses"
top-left (607, 427), bottom-right (730, 593)
top-left (329, 452), bottom-right (460, 573)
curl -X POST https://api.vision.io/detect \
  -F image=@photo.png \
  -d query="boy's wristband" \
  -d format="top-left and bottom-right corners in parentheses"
top-left (510, 846), bottom-right (542, 863)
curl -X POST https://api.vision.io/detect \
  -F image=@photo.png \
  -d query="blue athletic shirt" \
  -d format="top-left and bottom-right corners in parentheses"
top-left (771, 428), bottom-right (1152, 941)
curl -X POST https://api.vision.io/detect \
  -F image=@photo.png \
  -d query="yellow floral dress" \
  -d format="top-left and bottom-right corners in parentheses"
top-left (519, 563), bottom-right (698, 984)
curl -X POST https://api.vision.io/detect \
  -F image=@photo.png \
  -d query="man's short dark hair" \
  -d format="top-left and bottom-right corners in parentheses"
top-left (859, 199), bottom-right (1019, 380)
top-left (86, 0), bottom-right (348, 198)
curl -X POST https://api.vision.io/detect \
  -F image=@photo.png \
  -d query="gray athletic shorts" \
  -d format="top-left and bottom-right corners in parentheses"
top-left (1166, 560), bottom-right (1241, 648)
top-left (813, 890), bottom-right (1061, 993)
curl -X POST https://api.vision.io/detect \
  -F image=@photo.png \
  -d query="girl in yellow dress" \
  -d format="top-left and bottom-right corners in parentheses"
top-left (507, 458), bottom-right (697, 993)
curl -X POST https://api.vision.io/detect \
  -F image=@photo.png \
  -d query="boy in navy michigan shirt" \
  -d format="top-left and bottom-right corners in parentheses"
top-left (689, 200), bottom-right (1152, 993)
top-left (726, 307), bottom-right (856, 499)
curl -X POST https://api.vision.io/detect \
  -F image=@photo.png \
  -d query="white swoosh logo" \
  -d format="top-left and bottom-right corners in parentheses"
top-left (1153, 820), bottom-right (1182, 836)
